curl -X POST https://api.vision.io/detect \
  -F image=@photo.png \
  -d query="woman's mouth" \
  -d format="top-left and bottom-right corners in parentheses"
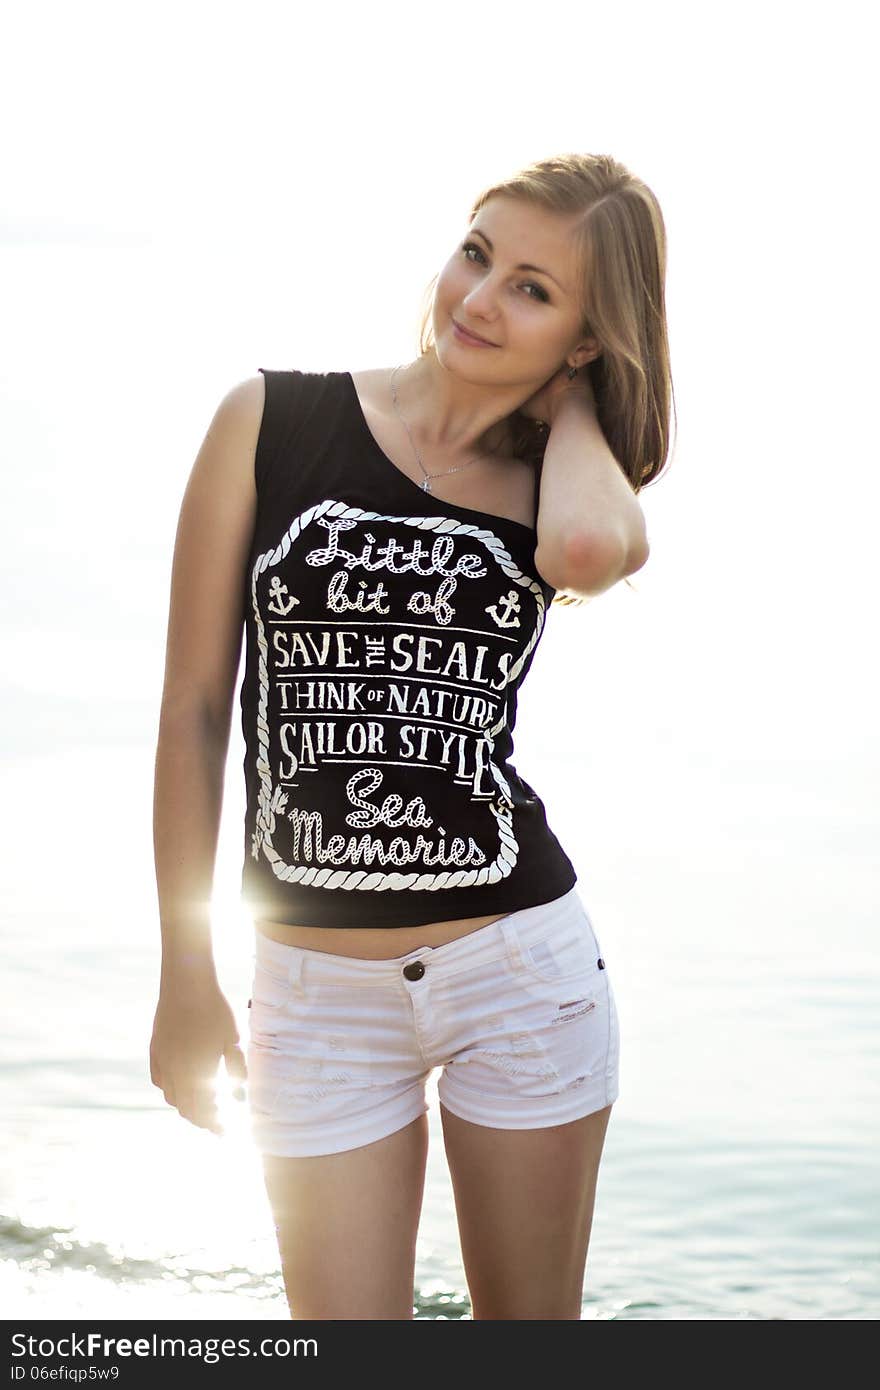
top-left (451, 318), bottom-right (498, 348)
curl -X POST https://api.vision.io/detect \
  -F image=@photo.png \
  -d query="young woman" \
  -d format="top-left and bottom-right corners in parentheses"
top-left (150, 151), bottom-right (674, 1320)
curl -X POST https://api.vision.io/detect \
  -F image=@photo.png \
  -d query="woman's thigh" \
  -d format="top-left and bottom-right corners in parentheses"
top-left (261, 1111), bottom-right (430, 1320)
top-left (440, 1101), bottom-right (613, 1319)
top-left (429, 887), bottom-right (620, 1317)
top-left (246, 932), bottom-right (435, 1318)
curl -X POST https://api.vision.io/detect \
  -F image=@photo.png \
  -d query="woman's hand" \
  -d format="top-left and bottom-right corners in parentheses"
top-left (518, 363), bottom-right (597, 427)
top-left (150, 974), bottom-right (248, 1136)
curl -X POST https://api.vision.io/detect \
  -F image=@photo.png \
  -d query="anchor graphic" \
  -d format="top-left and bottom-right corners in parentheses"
top-left (267, 575), bottom-right (300, 616)
top-left (485, 589), bottom-right (522, 628)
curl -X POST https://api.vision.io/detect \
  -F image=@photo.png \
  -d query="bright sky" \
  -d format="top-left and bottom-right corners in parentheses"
top-left (1, 0), bottom-right (876, 929)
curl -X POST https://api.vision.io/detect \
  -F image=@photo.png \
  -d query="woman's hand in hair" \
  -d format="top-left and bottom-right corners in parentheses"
top-left (518, 363), bottom-right (597, 429)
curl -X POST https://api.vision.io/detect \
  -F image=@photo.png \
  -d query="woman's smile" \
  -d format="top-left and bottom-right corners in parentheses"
top-left (451, 317), bottom-right (499, 347)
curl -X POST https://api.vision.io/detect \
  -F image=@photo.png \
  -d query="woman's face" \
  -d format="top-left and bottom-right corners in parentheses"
top-left (432, 193), bottom-right (597, 386)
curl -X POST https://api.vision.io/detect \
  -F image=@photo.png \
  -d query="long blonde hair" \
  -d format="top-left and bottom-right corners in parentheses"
top-left (417, 152), bottom-right (677, 607)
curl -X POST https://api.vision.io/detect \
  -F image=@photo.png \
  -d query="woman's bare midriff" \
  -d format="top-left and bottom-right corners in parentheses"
top-left (254, 912), bottom-right (510, 959)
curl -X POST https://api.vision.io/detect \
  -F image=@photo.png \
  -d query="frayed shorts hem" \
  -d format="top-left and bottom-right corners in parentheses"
top-left (252, 1082), bottom-right (620, 1159)
top-left (437, 1080), bottom-right (620, 1132)
top-left (252, 1093), bottom-right (430, 1160)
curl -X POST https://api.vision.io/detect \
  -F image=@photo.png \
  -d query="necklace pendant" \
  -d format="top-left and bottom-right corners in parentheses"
top-left (421, 477), bottom-right (431, 493)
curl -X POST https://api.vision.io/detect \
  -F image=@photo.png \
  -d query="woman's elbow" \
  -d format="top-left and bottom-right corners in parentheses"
top-left (536, 526), bottom-right (649, 596)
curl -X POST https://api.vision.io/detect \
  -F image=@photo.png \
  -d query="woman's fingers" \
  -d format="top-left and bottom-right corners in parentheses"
top-left (186, 1083), bottom-right (222, 1134)
top-left (223, 1040), bottom-right (248, 1102)
top-left (149, 1043), bottom-right (163, 1091)
top-left (224, 1042), bottom-right (248, 1081)
top-left (158, 1071), bottom-right (222, 1134)
top-left (173, 1079), bottom-right (223, 1134)
top-left (150, 992), bottom-right (241, 1132)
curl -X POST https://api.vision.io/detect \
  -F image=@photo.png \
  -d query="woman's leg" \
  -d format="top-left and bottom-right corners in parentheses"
top-left (260, 1111), bottom-right (430, 1320)
top-left (440, 1101), bottom-right (613, 1319)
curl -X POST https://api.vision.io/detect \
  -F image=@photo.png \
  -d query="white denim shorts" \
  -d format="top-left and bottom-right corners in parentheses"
top-left (246, 884), bottom-right (620, 1158)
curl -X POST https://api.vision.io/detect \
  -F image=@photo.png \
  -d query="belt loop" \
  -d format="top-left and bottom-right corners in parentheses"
top-left (581, 907), bottom-right (601, 957)
top-left (287, 950), bottom-right (306, 996)
top-left (500, 917), bottom-right (525, 970)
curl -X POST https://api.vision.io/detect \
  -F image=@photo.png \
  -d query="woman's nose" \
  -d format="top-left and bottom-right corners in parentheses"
top-left (462, 282), bottom-right (500, 319)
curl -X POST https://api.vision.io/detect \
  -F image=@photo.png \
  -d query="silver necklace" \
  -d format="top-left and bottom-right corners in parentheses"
top-left (389, 363), bottom-right (491, 494)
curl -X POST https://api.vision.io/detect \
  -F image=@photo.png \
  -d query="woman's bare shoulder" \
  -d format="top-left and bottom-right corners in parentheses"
top-left (217, 372), bottom-right (267, 424)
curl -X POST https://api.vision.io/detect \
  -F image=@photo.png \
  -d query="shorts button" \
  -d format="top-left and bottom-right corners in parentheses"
top-left (597, 958), bottom-right (605, 969)
top-left (403, 961), bottom-right (425, 981)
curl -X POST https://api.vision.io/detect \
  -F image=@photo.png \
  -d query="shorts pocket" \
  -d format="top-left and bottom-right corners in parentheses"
top-left (248, 977), bottom-right (380, 1127)
top-left (506, 904), bottom-right (604, 986)
top-left (248, 958), bottom-right (294, 1014)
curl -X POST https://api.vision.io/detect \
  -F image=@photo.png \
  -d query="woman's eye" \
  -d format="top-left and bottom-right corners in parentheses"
top-left (461, 241), bottom-right (486, 265)
top-left (460, 241), bottom-right (549, 302)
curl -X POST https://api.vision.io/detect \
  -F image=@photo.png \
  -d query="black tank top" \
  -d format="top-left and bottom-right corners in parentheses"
top-left (238, 368), bottom-right (577, 928)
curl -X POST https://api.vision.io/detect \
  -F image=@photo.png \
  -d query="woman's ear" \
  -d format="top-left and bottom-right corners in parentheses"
top-left (576, 337), bottom-right (602, 366)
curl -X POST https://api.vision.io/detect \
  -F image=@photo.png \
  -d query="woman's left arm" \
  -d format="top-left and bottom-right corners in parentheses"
top-left (533, 393), bottom-right (650, 598)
